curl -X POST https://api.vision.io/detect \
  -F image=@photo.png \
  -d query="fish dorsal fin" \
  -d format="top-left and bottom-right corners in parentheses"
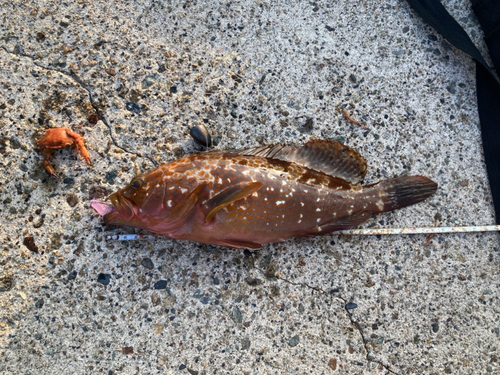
top-left (204, 182), bottom-right (263, 223)
top-left (238, 140), bottom-right (367, 184)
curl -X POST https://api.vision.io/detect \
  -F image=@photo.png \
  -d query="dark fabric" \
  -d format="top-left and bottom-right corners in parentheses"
top-left (472, 0), bottom-right (500, 71)
top-left (405, 0), bottom-right (500, 223)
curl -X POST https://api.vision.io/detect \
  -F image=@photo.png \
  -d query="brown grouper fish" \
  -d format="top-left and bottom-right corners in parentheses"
top-left (91, 140), bottom-right (437, 249)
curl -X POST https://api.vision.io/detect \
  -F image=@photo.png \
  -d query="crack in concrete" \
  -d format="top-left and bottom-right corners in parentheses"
top-left (254, 263), bottom-right (399, 374)
top-left (1, 44), bottom-right (158, 168)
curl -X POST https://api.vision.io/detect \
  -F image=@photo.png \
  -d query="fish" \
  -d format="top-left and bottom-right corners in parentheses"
top-left (91, 140), bottom-right (437, 249)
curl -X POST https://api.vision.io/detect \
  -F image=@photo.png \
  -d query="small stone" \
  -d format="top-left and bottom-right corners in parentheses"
top-left (241, 337), bottom-right (251, 350)
top-left (431, 322), bottom-right (439, 333)
top-left (328, 358), bottom-right (337, 370)
top-left (245, 277), bottom-right (263, 286)
top-left (289, 335), bottom-right (300, 347)
top-left (154, 280), bottom-right (168, 289)
top-left (125, 102), bottom-right (142, 114)
top-left (179, 364), bottom-right (186, 370)
top-left (141, 258), bottom-right (154, 270)
top-left (300, 118), bottom-right (314, 133)
top-left (97, 273), bottom-right (111, 286)
top-left (345, 303), bottom-right (358, 310)
top-left (23, 236), bottom-right (39, 253)
top-left (35, 298), bottom-right (44, 308)
top-left (106, 170), bottom-right (118, 185)
top-left (89, 186), bottom-right (112, 200)
top-left (457, 274), bottom-right (467, 281)
top-left (142, 76), bottom-right (156, 89)
top-left (70, 211), bottom-right (82, 222)
top-left (67, 270), bottom-right (77, 281)
top-left (9, 137), bottom-right (21, 149)
top-left (232, 306), bottom-right (243, 323)
top-left (66, 194), bottom-right (79, 207)
top-left (121, 347), bottom-right (133, 355)
top-left (63, 177), bottom-right (75, 185)
top-left (187, 369), bottom-right (199, 375)
top-left (0, 275), bottom-right (13, 292)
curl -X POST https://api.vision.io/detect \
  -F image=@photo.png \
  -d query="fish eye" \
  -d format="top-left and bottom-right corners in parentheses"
top-left (130, 177), bottom-right (144, 190)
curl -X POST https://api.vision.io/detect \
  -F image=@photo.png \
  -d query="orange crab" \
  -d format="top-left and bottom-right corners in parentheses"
top-left (38, 127), bottom-right (92, 179)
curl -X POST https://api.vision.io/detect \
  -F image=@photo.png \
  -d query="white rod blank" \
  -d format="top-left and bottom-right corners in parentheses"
top-left (105, 225), bottom-right (500, 241)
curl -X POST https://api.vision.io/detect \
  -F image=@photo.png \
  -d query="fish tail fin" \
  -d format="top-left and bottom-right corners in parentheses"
top-left (367, 176), bottom-right (437, 214)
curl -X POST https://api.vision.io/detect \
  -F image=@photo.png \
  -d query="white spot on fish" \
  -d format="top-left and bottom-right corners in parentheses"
top-left (282, 215), bottom-right (285, 218)
top-left (304, 190), bottom-right (308, 193)
top-left (300, 202), bottom-right (304, 206)
top-left (146, 193), bottom-right (149, 197)
top-left (300, 214), bottom-right (303, 218)
top-left (276, 201), bottom-right (285, 205)
top-left (252, 192), bottom-right (259, 197)
top-left (280, 189), bottom-right (283, 193)
top-left (180, 188), bottom-right (187, 194)
top-left (316, 198), bottom-right (320, 202)
top-left (270, 188), bottom-right (274, 191)
top-left (316, 208), bottom-right (321, 212)
top-left (167, 200), bottom-right (172, 207)
top-left (264, 198), bottom-right (268, 201)
top-left (376, 200), bottom-right (384, 211)
top-left (139, 208), bottom-right (143, 212)
top-left (298, 220), bottom-right (302, 224)
top-left (317, 218), bottom-right (321, 222)
top-left (169, 186), bottom-right (175, 190)
top-left (227, 178), bottom-right (231, 183)
top-left (218, 178), bottom-right (222, 184)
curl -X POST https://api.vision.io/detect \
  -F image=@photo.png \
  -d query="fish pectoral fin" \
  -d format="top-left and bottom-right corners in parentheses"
top-left (163, 182), bottom-right (208, 230)
top-left (217, 239), bottom-right (262, 250)
top-left (204, 182), bottom-right (264, 223)
top-left (304, 211), bottom-right (372, 236)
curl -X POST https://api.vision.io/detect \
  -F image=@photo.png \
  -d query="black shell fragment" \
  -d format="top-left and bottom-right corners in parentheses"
top-left (190, 124), bottom-right (212, 148)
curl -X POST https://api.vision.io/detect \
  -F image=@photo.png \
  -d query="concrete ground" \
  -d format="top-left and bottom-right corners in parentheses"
top-left (0, 0), bottom-right (499, 374)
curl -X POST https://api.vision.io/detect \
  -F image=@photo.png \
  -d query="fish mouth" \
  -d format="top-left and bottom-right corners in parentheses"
top-left (90, 192), bottom-right (136, 224)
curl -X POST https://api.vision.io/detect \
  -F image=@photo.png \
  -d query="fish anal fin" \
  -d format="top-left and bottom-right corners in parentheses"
top-left (204, 182), bottom-right (264, 223)
top-left (217, 239), bottom-right (262, 250)
top-left (237, 140), bottom-right (367, 184)
top-left (305, 211), bottom-right (372, 236)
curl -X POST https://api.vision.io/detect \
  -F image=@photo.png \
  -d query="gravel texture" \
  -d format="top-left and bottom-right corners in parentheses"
top-left (1, 0), bottom-right (499, 374)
